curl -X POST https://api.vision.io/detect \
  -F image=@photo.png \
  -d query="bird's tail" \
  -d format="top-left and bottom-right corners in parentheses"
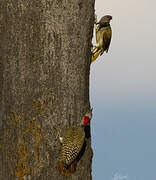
top-left (58, 161), bottom-right (77, 176)
top-left (91, 47), bottom-right (103, 63)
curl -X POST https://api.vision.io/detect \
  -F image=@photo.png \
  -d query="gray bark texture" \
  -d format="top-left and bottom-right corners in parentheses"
top-left (0, 0), bottom-right (95, 180)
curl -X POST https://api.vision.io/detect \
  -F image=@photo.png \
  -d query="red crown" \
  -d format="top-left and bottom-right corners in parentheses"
top-left (83, 116), bottom-right (90, 125)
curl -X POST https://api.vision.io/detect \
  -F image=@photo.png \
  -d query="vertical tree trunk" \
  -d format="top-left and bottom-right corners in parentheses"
top-left (0, 0), bottom-right (95, 179)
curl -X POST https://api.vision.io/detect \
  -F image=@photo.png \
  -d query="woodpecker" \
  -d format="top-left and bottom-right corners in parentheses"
top-left (91, 15), bottom-right (112, 63)
top-left (58, 110), bottom-right (92, 176)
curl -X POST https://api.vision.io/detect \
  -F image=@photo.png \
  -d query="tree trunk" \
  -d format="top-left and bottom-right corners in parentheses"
top-left (0, 0), bottom-right (95, 179)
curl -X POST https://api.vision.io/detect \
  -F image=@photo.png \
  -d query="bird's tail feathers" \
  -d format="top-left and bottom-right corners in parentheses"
top-left (91, 47), bottom-right (104, 63)
top-left (58, 161), bottom-right (77, 176)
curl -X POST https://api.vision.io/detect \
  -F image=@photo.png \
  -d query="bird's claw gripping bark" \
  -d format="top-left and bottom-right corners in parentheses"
top-left (94, 14), bottom-right (98, 24)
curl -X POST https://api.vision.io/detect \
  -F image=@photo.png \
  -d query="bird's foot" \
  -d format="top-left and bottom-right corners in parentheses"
top-left (94, 14), bottom-right (98, 24)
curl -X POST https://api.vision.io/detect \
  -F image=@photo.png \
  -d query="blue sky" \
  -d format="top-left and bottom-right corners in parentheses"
top-left (90, 0), bottom-right (156, 179)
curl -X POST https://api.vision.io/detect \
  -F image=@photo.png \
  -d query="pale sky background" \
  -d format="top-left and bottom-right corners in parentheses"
top-left (90, 0), bottom-right (156, 180)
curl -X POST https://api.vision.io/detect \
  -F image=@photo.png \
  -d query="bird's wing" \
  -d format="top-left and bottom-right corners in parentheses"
top-left (62, 127), bottom-right (85, 165)
top-left (102, 26), bottom-right (112, 53)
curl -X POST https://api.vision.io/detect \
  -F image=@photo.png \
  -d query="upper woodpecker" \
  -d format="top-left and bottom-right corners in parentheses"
top-left (58, 110), bottom-right (92, 176)
top-left (91, 15), bottom-right (112, 63)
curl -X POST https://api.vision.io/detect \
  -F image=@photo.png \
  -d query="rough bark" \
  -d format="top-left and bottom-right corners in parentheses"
top-left (0, 0), bottom-right (95, 179)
